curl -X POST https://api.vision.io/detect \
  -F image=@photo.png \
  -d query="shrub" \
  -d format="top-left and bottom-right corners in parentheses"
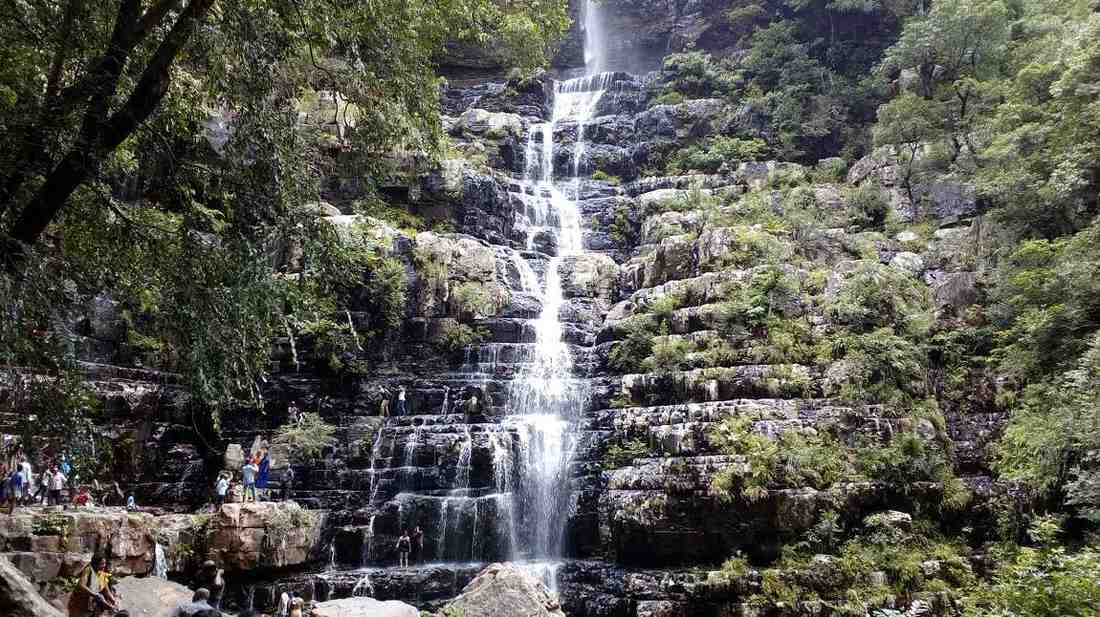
top-left (659, 51), bottom-right (738, 98)
top-left (590, 169), bottom-right (622, 184)
top-left (603, 438), bottom-right (651, 470)
top-left (705, 226), bottom-right (789, 271)
top-left (845, 185), bottom-right (889, 229)
top-left (451, 282), bottom-right (496, 320)
top-left (436, 321), bottom-right (487, 354)
top-left (651, 91), bottom-right (685, 106)
top-left (811, 157), bottom-right (848, 183)
top-left (709, 417), bottom-right (854, 502)
top-left (818, 328), bottom-right (928, 407)
top-left (961, 518), bottom-right (1100, 617)
top-left (609, 318), bottom-right (656, 373)
top-left (668, 136), bottom-right (770, 174)
top-left (647, 293), bottom-right (684, 329)
top-left (645, 337), bottom-right (694, 373)
top-left (273, 413), bottom-right (337, 462)
top-left (824, 261), bottom-right (931, 334)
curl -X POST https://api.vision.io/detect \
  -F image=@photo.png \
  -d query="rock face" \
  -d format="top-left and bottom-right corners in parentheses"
top-left (443, 563), bottom-right (566, 617)
top-left (0, 503), bottom-right (326, 606)
top-left (204, 503), bottom-right (326, 571)
top-left (0, 556), bottom-right (64, 617)
top-left (311, 597), bottom-right (419, 617)
top-left (21, 8), bottom-right (1007, 617)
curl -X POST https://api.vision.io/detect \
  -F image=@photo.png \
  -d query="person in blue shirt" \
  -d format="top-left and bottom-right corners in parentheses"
top-left (7, 466), bottom-right (23, 515)
top-left (256, 449), bottom-right (271, 501)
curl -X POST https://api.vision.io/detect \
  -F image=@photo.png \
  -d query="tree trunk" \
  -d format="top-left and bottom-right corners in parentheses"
top-left (2, 0), bottom-right (217, 272)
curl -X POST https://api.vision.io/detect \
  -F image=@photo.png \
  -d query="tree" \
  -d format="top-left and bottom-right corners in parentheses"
top-left (0, 0), bottom-right (568, 419)
top-left (0, 0), bottom-right (570, 269)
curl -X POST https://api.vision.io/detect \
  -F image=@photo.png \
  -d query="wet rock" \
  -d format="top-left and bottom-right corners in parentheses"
top-left (443, 563), bottom-right (566, 617)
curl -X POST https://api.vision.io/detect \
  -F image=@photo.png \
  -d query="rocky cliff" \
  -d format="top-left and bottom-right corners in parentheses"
top-left (4, 13), bottom-right (1012, 617)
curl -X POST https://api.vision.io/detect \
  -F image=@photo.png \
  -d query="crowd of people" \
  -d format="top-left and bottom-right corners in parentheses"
top-left (0, 447), bottom-right (134, 515)
top-left (211, 440), bottom-right (296, 508)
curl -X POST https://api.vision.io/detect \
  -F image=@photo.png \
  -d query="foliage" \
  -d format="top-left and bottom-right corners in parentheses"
top-left (845, 185), bottom-right (890, 229)
top-left (709, 416), bottom-right (854, 502)
top-left (668, 136), bottom-right (769, 174)
top-left (609, 318), bottom-right (657, 374)
top-left (961, 518), bottom-right (1100, 617)
top-left (996, 332), bottom-right (1100, 520)
top-left (990, 222), bottom-right (1100, 383)
top-left (272, 413), bottom-right (336, 462)
top-left (0, 0), bottom-right (566, 423)
top-left (645, 337), bottom-right (694, 374)
top-left (824, 261), bottom-right (931, 334)
top-left (657, 52), bottom-right (738, 99)
top-left (590, 170), bottom-right (622, 185)
top-left (603, 438), bottom-right (651, 470)
top-left (435, 321), bottom-right (488, 355)
top-left (819, 328), bottom-right (928, 406)
top-left (451, 282), bottom-right (496, 320)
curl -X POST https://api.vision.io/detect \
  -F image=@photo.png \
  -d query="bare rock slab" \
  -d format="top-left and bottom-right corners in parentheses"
top-left (443, 562), bottom-right (566, 617)
top-left (311, 597), bottom-right (419, 617)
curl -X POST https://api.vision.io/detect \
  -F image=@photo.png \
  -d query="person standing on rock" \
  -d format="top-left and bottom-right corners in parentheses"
top-left (49, 465), bottom-right (66, 506)
top-left (242, 459), bottom-right (258, 503)
top-left (396, 530), bottom-right (411, 568)
top-left (410, 526), bottom-right (424, 564)
top-left (288, 595), bottom-right (304, 617)
top-left (277, 590), bottom-right (290, 617)
top-left (379, 386), bottom-right (390, 418)
top-left (38, 466), bottom-right (51, 505)
top-left (18, 456), bottom-right (33, 506)
top-left (396, 386), bottom-right (407, 416)
top-left (215, 473), bottom-right (229, 507)
top-left (282, 466), bottom-right (295, 502)
top-left (7, 463), bottom-right (23, 514)
top-left (257, 448), bottom-right (271, 501)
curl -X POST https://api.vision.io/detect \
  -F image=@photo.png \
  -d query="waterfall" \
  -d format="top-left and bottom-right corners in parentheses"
top-left (584, 0), bottom-right (607, 75)
top-left (505, 67), bottom-right (608, 560)
top-left (352, 571), bottom-right (375, 597)
top-left (153, 543), bottom-right (168, 579)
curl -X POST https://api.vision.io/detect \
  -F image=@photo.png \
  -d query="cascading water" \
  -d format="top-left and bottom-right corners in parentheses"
top-left (504, 53), bottom-right (611, 559)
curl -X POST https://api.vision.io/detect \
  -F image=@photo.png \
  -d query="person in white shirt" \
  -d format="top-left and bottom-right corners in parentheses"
top-left (48, 466), bottom-right (66, 506)
top-left (215, 474), bottom-right (229, 506)
top-left (396, 386), bottom-right (407, 416)
top-left (19, 458), bottom-right (33, 505)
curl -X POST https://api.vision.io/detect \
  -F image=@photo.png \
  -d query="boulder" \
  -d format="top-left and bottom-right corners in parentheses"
top-left (311, 597), bottom-right (419, 617)
top-left (114, 575), bottom-right (194, 616)
top-left (889, 251), bottom-right (925, 275)
top-left (0, 556), bottom-right (64, 617)
top-left (443, 563), bottom-right (566, 617)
